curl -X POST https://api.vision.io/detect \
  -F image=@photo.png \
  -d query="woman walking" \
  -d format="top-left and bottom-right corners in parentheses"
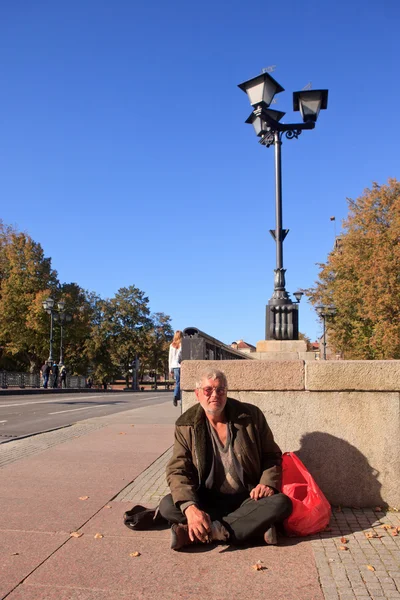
top-left (169, 330), bottom-right (182, 407)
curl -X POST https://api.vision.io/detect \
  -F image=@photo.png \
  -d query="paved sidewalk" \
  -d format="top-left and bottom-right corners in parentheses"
top-left (0, 400), bottom-right (399, 599)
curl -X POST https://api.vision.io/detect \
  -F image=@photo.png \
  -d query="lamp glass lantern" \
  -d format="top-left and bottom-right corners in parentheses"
top-left (238, 72), bottom-right (285, 108)
top-left (293, 291), bottom-right (304, 303)
top-left (293, 90), bottom-right (328, 123)
top-left (57, 300), bottom-right (66, 312)
top-left (245, 109), bottom-right (286, 137)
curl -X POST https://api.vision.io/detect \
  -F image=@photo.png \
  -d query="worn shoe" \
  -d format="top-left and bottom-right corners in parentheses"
top-left (173, 398), bottom-right (178, 406)
top-left (171, 524), bottom-right (195, 550)
top-left (264, 525), bottom-right (278, 545)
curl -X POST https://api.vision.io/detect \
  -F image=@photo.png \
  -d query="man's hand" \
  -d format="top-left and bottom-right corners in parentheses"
top-left (250, 484), bottom-right (275, 501)
top-left (184, 505), bottom-right (212, 543)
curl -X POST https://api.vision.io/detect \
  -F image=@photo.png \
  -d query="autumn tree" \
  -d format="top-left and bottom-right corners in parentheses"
top-left (0, 221), bottom-right (58, 370)
top-left (307, 179), bottom-right (400, 359)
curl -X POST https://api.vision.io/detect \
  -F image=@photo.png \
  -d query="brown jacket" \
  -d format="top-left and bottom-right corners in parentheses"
top-left (166, 397), bottom-right (283, 506)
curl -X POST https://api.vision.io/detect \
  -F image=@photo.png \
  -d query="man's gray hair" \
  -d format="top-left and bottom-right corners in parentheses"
top-left (195, 368), bottom-right (228, 389)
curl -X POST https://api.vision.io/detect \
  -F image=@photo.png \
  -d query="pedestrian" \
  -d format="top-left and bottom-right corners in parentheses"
top-left (87, 376), bottom-right (93, 389)
top-left (60, 364), bottom-right (67, 389)
top-left (40, 362), bottom-right (51, 389)
top-left (52, 363), bottom-right (59, 388)
top-left (169, 330), bottom-right (182, 407)
top-left (158, 368), bottom-right (292, 550)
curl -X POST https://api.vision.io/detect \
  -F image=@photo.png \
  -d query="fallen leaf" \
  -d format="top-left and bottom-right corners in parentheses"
top-left (397, 527), bottom-right (400, 533)
top-left (339, 546), bottom-right (348, 551)
top-left (340, 537), bottom-right (348, 543)
top-left (130, 424), bottom-right (135, 427)
top-left (130, 551), bottom-right (141, 557)
top-left (374, 506), bottom-right (382, 512)
top-left (367, 565), bottom-right (375, 572)
top-left (381, 524), bottom-right (392, 530)
top-left (94, 533), bottom-right (104, 539)
top-left (392, 530), bottom-right (398, 537)
top-left (11, 552), bottom-right (19, 556)
top-left (105, 505), bottom-right (112, 509)
top-left (70, 532), bottom-right (83, 538)
top-left (79, 496), bottom-right (89, 501)
top-left (252, 563), bottom-right (264, 571)
top-left (119, 432), bottom-right (127, 435)
top-left (365, 532), bottom-right (378, 539)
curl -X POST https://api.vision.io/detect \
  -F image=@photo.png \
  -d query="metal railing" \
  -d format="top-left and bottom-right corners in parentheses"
top-left (182, 327), bottom-right (253, 361)
top-left (0, 371), bottom-right (86, 389)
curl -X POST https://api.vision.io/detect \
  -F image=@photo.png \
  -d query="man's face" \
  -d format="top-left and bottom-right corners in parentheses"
top-left (195, 378), bottom-right (227, 416)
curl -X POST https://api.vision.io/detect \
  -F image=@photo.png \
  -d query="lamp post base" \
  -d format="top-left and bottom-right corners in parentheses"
top-left (265, 301), bottom-right (299, 340)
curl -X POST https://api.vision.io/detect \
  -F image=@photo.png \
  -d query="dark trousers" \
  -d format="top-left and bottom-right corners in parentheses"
top-left (159, 491), bottom-right (292, 544)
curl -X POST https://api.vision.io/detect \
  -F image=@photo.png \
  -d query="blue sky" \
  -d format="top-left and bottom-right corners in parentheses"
top-left (1, 0), bottom-right (399, 346)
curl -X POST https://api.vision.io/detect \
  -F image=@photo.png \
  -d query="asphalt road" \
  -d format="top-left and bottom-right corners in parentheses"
top-left (0, 391), bottom-right (174, 443)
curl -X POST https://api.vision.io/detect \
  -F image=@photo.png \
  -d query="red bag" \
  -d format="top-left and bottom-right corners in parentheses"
top-left (282, 451), bottom-right (331, 536)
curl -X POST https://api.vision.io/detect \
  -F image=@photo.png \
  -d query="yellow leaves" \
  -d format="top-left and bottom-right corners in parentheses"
top-left (339, 546), bottom-right (348, 551)
top-left (70, 532), bottom-right (83, 538)
top-left (94, 533), bottom-right (104, 539)
top-left (79, 496), bottom-right (89, 501)
top-left (367, 565), bottom-right (375, 572)
top-left (251, 560), bottom-right (266, 572)
top-left (340, 537), bottom-right (348, 544)
top-left (129, 551), bottom-right (141, 557)
top-left (11, 552), bottom-right (19, 556)
top-left (105, 505), bottom-right (112, 509)
top-left (365, 531), bottom-right (379, 539)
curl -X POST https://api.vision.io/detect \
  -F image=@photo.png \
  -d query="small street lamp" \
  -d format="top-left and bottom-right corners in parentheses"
top-left (42, 298), bottom-right (72, 364)
top-left (315, 305), bottom-right (337, 360)
top-left (238, 71), bottom-right (328, 340)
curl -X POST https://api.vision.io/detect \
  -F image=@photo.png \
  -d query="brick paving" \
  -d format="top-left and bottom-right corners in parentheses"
top-left (115, 455), bottom-right (400, 600)
top-left (0, 422), bottom-right (106, 468)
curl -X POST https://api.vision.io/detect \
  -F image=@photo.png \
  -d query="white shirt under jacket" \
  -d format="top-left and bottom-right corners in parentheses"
top-left (169, 344), bottom-right (182, 371)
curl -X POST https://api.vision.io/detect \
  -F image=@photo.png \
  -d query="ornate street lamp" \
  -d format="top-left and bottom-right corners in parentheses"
top-left (316, 305), bottom-right (337, 360)
top-left (42, 298), bottom-right (72, 364)
top-left (53, 308), bottom-right (72, 364)
top-left (239, 72), bottom-right (328, 340)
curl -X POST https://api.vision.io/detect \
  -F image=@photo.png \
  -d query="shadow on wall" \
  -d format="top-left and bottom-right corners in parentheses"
top-left (295, 432), bottom-right (383, 509)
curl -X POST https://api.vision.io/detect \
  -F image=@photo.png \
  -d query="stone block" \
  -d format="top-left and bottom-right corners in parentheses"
top-left (181, 360), bottom-right (304, 391)
top-left (256, 340), bottom-right (307, 353)
top-left (306, 360), bottom-right (400, 391)
top-left (251, 352), bottom-right (300, 360)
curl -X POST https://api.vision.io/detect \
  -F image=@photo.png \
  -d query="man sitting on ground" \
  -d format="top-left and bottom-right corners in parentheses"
top-left (158, 368), bottom-right (292, 550)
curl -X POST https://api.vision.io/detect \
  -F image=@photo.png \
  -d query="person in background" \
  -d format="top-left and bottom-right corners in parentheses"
top-left (40, 362), bottom-right (51, 389)
top-left (52, 362), bottom-right (59, 388)
top-left (169, 330), bottom-right (182, 407)
top-left (60, 364), bottom-right (67, 388)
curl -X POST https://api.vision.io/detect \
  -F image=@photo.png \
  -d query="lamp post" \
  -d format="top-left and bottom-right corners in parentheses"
top-left (42, 298), bottom-right (72, 364)
top-left (315, 305), bottom-right (337, 360)
top-left (53, 302), bottom-right (72, 365)
top-left (238, 72), bottom-right (328, 340)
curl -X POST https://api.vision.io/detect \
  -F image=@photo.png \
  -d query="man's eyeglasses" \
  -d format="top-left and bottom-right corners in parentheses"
top-left (201, 386), bottom-right (226, 397)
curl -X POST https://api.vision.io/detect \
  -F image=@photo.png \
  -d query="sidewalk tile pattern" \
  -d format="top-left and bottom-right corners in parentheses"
top-left (114, 446), bottom-right (172, 504)
top-left (114, 455), bottom-right (400, 599)
top-left (311, 507), bottom-right (400, 599)
top-left (0, 422), bottom-right (106, 469)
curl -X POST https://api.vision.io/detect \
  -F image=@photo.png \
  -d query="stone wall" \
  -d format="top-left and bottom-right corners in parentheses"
top-left (181, 360), bottom-right (400, 509)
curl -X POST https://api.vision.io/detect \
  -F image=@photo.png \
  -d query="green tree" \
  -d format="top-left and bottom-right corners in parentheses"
top-left (142, 312), bottom-right (174, 387)
top-left (307, 179), bottom-right (400, 359)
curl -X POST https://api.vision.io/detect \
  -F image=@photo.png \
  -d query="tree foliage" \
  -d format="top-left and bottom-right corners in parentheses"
top-left (307, 179), bottom-right (400, 359)
top-left (0, 220), bottom-right (174, 379)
